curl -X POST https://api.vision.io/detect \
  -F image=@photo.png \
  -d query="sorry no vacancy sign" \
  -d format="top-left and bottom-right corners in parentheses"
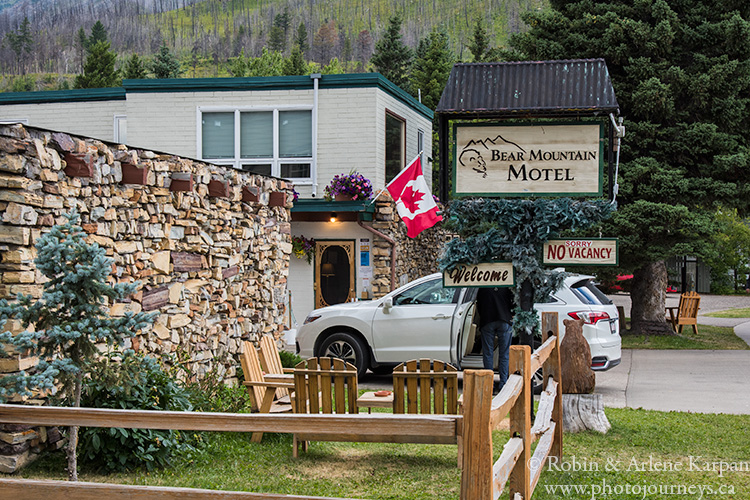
top-left (543, 239), bottom-right (618, 266)
top-left (453, 122), bottom-right (603, 197)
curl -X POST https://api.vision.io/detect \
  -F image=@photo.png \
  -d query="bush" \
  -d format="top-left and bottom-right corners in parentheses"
top-left (78, 351), bottom-right (193, 472)
top-left (278, 349), bottom-right (303, 368)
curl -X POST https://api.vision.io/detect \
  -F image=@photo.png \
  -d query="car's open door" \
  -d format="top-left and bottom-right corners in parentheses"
top-left (451, 287), bottom-right (477, 368)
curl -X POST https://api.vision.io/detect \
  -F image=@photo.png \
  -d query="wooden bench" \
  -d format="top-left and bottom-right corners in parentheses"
top-left (666, 291), bottom-right (700, 334)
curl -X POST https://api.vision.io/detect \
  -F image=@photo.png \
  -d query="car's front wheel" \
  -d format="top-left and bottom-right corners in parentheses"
top-left (318, 332), bottom-right (368, 378)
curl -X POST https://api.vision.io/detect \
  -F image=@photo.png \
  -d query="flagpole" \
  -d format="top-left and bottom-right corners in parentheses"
top-left (368, 151), bottom-right (423, 206)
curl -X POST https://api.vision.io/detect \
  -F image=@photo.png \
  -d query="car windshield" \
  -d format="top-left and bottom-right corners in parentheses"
top-left (393, 278), bottom-right (459, 305)
top-left (570, 279), bottom-right (612, 305)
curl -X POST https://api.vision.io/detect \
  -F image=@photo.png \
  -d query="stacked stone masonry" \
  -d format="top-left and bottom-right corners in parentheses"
top-left (370, 195), bottom-right (452, 297)
top-left (0, 123), bottom-right (294, 389)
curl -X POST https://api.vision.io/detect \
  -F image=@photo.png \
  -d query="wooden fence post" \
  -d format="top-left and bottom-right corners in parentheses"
top-left (460, 369), bottom-right (494, 500)
top-left (542, 312), bottom-right (563, 461)
top-left (508, 345), bottom-right (531, 500)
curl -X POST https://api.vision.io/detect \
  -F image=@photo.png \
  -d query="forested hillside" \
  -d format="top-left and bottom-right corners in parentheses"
top-left (0, 0), bottom-right (544, 91)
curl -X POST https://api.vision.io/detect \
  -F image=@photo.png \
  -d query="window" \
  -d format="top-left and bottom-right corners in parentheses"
top-left (417, 128), bottom-right (425, 166)
top-left (385, 110), bottom-right (405, 182)
top-left (394, 278), bottom-right (458, 306)
top-left (114, 115), bottom-right (127, 144)
top-left (199, 107), bottom-right (313, 180)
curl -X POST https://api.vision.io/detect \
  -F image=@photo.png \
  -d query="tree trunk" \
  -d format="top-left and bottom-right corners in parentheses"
top-left (65, 372), bottom-right (82, 481)
top-left (562, 394), bottom-right (610, 433)
top-left (630, 260), bottom-right (674, 336)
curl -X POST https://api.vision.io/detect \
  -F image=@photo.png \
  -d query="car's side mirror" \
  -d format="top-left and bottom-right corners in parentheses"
top-left (382, 297), bottom-right (393, 314)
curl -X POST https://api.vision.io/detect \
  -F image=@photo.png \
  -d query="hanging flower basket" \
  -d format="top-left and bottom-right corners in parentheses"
top-left (324, 171), bottom-right (373, 201)
top-left (291, 235), bottom-right (315, 264)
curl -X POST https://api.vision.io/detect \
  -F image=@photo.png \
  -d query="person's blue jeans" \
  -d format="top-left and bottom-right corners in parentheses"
top-left (480, 320), bottom-right (513, 390)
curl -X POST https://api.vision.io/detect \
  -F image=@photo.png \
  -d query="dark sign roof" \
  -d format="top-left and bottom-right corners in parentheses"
top-left (436, 59), bottom-right (619, 118)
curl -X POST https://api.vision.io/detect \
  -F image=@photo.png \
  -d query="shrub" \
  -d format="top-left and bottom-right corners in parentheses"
top-left (278, 349), bottom-right (303, 368)
top-left (78, 351), bottom-right (192, 472)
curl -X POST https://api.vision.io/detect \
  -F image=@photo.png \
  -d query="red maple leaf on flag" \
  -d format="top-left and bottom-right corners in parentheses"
top-left (400, 185), bottom-right (425, 214)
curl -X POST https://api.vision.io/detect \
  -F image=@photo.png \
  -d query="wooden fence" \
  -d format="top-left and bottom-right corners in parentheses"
top-left (0, 312), bottom-right (563, 500)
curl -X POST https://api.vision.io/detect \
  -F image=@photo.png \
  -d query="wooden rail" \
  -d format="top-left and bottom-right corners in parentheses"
top-left (461, 311), bottom-right (563, 500)
top-left (0, 312), bottom-right (563, 500)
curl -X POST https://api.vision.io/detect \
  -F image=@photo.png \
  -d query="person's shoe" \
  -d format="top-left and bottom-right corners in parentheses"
top-left (492, 383), bottom-right (500, 396)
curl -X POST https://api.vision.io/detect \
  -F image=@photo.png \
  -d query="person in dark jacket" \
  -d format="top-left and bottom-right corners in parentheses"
top-left (476, 286), bottom-right (515, 392)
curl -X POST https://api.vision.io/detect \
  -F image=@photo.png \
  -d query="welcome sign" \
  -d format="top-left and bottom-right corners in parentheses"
top-left (543, 239), bottom-right (618, 266)
top-left (443, 261), bottom-right (515, 288)
top-left (453, 122), bottom-right (604, 197)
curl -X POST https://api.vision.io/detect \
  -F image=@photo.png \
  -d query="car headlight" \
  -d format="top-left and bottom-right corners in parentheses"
top-left (303, 314), bottom-right (321, 325)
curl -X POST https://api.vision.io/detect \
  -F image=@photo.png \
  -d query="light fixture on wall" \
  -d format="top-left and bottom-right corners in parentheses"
top-left (329, 211), bottom-right (338, 223)
top-left (321, 263), bottom-right (335, 277)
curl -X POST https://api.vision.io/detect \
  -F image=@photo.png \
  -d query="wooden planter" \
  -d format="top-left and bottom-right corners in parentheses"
top-left (120, 163), bottom-right (149, 185)
top-left (242, 186), bottom-right (260, 203)
top-left (269, 191), bottom-right (286, 207)
top-left (208, 179), bottom-right (230, 198)
top-left (334, 193), bottom-right (355, 201)
top-left (170, 172), bottom-right (193, 192)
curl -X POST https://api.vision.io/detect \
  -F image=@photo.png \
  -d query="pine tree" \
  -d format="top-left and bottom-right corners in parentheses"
top-left (5, 16), bottom-right (33, 74)
top-left (246, 47), bottom-right (285, 77)
top-left (410, 28), bottom-right (454, 110)
top-left (228, 49), bottom-right (247, 77)
top-left (74, 40), bottom-right (119, 89)
top-left (268, 25), bottom-right (286, 53)
top-left (123, 53), bottom-right (148, 79)
top-left (294, 22), bottom-right (309, 55)
top-left (282, 45), bottom-right (308, 76)
top-left (507, 1), bottom-right (750, 335)
top-left (467, 17), bottom-right (490, 62)
top-left (152, 42), bottom-right (183, 79)
top-left (88, 20), bottom-right (108, 47)
top-left (76, 27), bottom-right (88, 72)
top-left (370, 13), bottom-right (412, 88)
top-left (0, 211), bottom-right (155, 480)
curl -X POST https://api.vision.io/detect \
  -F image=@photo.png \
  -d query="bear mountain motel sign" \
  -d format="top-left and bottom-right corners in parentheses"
top-left (435, 59), bottom-right (621, 277)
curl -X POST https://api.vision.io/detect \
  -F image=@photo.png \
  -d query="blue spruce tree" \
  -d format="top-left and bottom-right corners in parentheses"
top-left (0, 210), bottom-right (155, 480)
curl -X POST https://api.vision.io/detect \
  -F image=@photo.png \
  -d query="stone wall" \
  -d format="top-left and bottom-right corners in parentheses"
top-left (369, 193), bottom-right (453, 297)
top-left (0, 123), bottom-right (294, 471)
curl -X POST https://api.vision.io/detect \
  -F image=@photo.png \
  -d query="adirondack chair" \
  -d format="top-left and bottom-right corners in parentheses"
top-left (239, 340), bottom-right (294, 443)
top-left (392, 359), bottom-right (459, 415)
top-left (666, 291), bottom-right (701, 334)
top-left (258, 335), bottom-right (293, 400)
top-left (292, 357), bottom-right (358, 457)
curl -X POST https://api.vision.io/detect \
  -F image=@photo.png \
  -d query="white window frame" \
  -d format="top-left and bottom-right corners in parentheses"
top-left (0, 118), bottom-right (29, 124)
top-left (197, 105), bottom-right (314, 183)
top-left (113, 115), bottom-right (127, 144)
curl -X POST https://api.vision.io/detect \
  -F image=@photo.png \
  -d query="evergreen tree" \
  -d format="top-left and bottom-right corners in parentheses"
top-left (246, 47), bottom-right (285, 76)
top-left (322, 57), bottom-right (345, 75)
top-left (88, 20), bottom-right (108, 47)
top-left (294, 22), bottom-right (309, 54)
top-left (76, 27), bottom-right (88, 71)
top-left (268, 25), bottom-right (286, 53)
top-left (228, 49), bottom-right (247, 77)
top-left (282, 45), bottom-right (308, 76)
top-left (152, 42), bottom-right (183, 79)
top-left (410, 28), bottom-right (454, 110)
top-left (74, 40), bottom-right (119, 89)
top-left (506, 1), bottom-right (750, 335)
top-left (5, 16), bottom-right (33, 74)
top-left (467, 17), bottom-right (490, 62)
top-left (123, 53), bottom-right (148, 79)
top-left (370, 13), bottom-right (412, 88)
top-left (0, 211), bottom-right (155, 480)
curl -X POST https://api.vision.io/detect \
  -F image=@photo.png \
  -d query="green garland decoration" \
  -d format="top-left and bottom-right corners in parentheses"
top-left (439, 198), bottom-right (615, 336)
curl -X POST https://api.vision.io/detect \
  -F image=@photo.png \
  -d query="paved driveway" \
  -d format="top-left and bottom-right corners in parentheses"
top-left (595, 349), bottom-right (750, 414)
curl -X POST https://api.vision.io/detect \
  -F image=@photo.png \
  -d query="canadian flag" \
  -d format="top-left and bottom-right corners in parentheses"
top-left (386, 156), bottom-right (443, 238)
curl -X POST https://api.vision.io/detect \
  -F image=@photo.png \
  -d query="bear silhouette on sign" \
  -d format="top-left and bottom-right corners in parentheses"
top-left (560, 318), bottom-right (595, 394)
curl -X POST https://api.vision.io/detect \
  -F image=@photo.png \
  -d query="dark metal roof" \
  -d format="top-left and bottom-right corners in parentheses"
top-left (436, 59), bottom-right (619, 118)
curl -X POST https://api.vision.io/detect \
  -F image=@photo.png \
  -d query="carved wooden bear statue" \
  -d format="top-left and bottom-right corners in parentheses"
top-left (560, 318), bottom-right (596, 394)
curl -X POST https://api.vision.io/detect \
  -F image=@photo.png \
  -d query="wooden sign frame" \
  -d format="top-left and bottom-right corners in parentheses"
top-left (443, 261), bottom-right (515, 288)
top-left (452, 121), bottom-right (604, 198)
top-left (542, 238), bottom-right (619, 267)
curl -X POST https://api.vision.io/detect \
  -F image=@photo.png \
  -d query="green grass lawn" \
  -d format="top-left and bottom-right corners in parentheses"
top-left (621, 324), bottom-right (749, 350)
top-left (705, 307), bottom-right (750, 318)
top-left (18, 408), bottom-right (750, 500)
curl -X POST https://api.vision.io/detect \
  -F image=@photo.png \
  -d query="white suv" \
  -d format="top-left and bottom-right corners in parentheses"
top-left (296, 273), bottom-right (621, 378)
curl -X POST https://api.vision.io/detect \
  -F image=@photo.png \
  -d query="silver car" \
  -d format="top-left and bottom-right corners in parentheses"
top-left (296, 273), bottom-right (621, 379)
